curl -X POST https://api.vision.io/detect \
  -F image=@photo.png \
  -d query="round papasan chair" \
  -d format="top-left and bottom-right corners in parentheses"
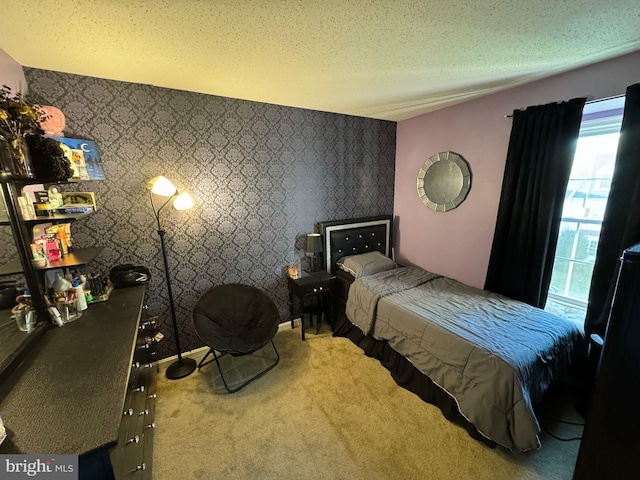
top-left (192, 283), bottom-right (280, 393)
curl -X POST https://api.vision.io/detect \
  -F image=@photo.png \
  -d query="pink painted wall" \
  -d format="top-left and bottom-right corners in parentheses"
top-left (394, 50), bottom-right (640, 289)
top-left (0, 49), bottom-right (27, 94)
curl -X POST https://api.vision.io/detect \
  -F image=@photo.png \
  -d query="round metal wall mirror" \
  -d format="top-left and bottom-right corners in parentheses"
top-left (417, 151), bottom-right (471, 212)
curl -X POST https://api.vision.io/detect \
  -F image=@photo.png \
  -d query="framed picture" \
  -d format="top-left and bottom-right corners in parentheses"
top-left (53, 137), bottom-right (106, 180)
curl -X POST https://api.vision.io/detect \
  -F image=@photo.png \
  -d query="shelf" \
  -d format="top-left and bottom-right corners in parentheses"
top-left (0, 174), bottom-right (56, 185)
top-left (1, 151), bottom-right (102, 373)
top-left (0, 173), bottom-right (83, 185)
top-left (0, 210), bottom-right (94, 226)
top-left (0, 247), bottom-right (104, 276)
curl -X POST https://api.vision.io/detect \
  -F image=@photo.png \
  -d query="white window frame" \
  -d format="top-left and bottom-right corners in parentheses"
top-left (546, 97), bottom-right (624, 316)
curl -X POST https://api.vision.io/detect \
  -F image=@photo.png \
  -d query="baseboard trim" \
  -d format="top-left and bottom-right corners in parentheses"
top-left (155, 319), bottom-right (301, 366)
top-left (156, 345), bottom-right (209, 366)
top-left (279, 318), bottom-right (301, 330)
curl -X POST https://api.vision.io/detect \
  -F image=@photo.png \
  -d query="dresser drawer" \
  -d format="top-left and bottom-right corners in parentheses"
top-left (135, 341), bottom-right (159, 364)
top-left (296, 279), bottom-right (332, 296)
top-left (117, 434), bottom-right (154, 480)
top-left (119, 440), bottom-right (146, 479)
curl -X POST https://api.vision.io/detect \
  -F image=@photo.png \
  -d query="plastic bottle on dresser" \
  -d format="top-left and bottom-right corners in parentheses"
top-left (80, 274), bottom-right (93, 303)
top-left (72, 279), bottom-right (88, 311)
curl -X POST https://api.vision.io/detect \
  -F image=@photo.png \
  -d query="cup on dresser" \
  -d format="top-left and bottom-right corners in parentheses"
top-left (12, 305), bottom-right (35, 332)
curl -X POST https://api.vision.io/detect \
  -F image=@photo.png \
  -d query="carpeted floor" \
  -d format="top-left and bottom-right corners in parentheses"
top-left (153, 324), bottom-right (583, 479)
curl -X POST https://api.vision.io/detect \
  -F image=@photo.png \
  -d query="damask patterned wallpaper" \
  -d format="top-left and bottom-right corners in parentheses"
top-left (15, 69), bottom-right (396, 358)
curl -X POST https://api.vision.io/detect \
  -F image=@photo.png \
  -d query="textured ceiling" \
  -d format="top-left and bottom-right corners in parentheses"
top-left (1, 1), bottom-right (639, 121)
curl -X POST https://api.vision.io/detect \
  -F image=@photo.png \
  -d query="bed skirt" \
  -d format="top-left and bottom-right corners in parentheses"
top-left (332, 303), bottom-right (498, 449)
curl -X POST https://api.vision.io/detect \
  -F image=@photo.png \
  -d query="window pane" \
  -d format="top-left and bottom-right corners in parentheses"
top-left (549, 258), bottom-right (570, 296)
top-left (555, 223), bottom-right (577, 259)
top-left (568, 262), bottom-right (595, 301)
top-left (545, 98), bottom-right (623, 322)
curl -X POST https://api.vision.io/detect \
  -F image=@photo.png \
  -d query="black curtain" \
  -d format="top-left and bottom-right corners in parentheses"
top-left (584, 84), bottom-right (640, 336)
top-left (485, 98), bottom-right (586, 307)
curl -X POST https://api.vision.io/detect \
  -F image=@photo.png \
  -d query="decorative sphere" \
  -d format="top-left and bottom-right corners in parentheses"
top-left (38, 105), bottom-right (66, 136)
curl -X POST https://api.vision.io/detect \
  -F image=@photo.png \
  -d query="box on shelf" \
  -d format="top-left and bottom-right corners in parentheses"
top-left (54, 205), bottom-right (94, 214)
top-left (58, 192), bottom-right (97, 213)
top-left (30, 242), bottom-right (48, 268)
top-left (30, 190), bottom-right (96, 215)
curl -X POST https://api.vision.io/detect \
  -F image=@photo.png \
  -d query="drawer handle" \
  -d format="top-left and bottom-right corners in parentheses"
top-left (147, 393), bottom-right (157, 399)
top-left (138, 409), bottom-right (150, 416)
top-left (123, 409), bottom-right (134, 416)
top-left (133, 385), bottom-right (146, 393)
top-left (132, 463), bottom-right (146, 472)
top-left (145, 422), bottom-right (156, 430)
top-left (126, 435), bottom-right (140, 445)
top-left (133, 361), bottom-right (153, 369)
top-left (139, 319), bottom-right (156, 329)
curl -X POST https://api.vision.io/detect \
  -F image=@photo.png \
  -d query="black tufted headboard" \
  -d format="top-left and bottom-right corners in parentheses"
top-left (317, 216), bottom-right (393, 274)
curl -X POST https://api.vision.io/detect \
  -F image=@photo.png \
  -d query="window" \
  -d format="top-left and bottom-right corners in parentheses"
top-left (545, 97), bottom-right (625, 323)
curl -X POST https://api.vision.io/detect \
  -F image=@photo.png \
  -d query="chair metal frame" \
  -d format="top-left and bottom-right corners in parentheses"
top-left (197, 340), bottom-right (280, 393)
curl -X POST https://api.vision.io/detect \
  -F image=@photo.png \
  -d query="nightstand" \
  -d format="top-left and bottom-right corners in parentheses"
top-left (288, 270), bottom-right (336, 341)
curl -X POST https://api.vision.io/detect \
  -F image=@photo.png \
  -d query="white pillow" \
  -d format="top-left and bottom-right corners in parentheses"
top-left (337, 251), bottom-right (397, 279)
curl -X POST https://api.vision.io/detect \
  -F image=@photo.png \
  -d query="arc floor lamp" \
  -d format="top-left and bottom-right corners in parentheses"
top-left (147, 175), bottom-right (196, 380)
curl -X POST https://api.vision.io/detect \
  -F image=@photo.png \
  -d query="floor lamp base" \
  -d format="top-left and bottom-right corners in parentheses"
top-left (165, 357), bottom-right (197, 380)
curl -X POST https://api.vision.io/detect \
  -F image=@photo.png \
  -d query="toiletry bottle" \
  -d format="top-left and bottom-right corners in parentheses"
top-left (80, 274), bottom-right (93, 303)
top-left (72, 279), bottom-right (88, 311)
top-left (52, 273), bottom-right (71, 293)
top-left (17, 197), bottom-right (32, 220)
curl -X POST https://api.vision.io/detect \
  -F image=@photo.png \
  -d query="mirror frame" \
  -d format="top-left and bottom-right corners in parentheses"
top-left (417, 151), bottom-right (471, 212)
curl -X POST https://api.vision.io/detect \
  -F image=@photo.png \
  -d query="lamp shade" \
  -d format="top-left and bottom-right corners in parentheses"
top-left (147, 176), bottom-right (177, 197)
top-left (173, 192), bottom-right (193, 211)
top-left (305, 233), bottom-right (323, 253)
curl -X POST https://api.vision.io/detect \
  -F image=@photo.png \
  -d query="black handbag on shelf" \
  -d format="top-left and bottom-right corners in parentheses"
top-left (109, 264), bottom-right (150, 288)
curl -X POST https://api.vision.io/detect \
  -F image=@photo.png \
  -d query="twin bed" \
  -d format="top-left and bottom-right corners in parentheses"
top-left (318, 216), bottom-right (584, 452)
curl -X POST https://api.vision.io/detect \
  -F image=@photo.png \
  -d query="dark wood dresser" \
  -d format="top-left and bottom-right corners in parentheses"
top-left (0, 285), bottom-right (157, 479)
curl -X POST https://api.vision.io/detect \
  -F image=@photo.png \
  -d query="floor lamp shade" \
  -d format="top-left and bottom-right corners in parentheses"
top-left (147, 176), bottom-right (196, 380)
top-left (147, 175), bottom-right (177, 197)
top-left (173, 192), bottom-right (193, 210)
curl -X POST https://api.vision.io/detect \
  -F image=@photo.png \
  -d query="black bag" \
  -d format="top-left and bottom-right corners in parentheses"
top-left (109, 264), bottom-right (150, 288)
